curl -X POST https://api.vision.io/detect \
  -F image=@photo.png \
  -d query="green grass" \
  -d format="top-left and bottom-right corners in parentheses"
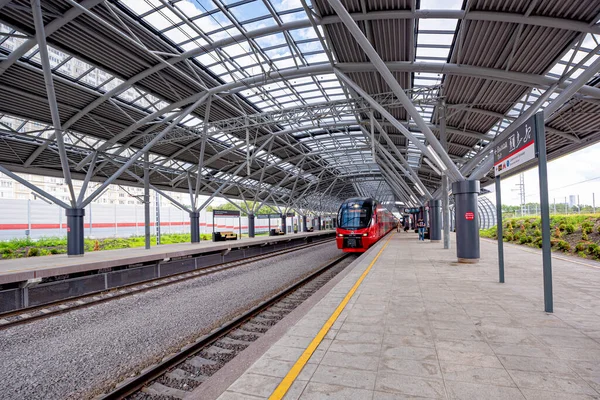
top-left (0, 233), bottom-right (203, 259)
top-left (481, 214), bottom-right (600, 261)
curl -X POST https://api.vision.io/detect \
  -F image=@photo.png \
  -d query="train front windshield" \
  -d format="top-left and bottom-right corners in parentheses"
top-left (338, 200), bottom-right (373, 230)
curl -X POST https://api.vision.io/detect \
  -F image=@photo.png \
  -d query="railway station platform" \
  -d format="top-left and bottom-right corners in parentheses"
top-left (0, 230), bottom-right (334, 313)
top-left (0, 230), bottom-right (333, 285)
top-left (203, 232), bottom-right (600, 400)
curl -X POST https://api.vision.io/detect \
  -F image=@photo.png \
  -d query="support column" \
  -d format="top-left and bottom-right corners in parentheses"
top-left (190, 211), bottom-right (200, 243)
top-left (442, 174), bottom-right (450, 249)
top-left (66, 208), bottom-right (85, 257)
top-left (317, 216), bottom-right (322, 231)
top-left (452, 180), bottom-right (481, 263)
top-left (248, 213), bottom-right (255, 238)
top-left (302, 215), bottom-right (308, 232)
top-left (281, 214), bottom-right (286, 235)
top-left (429, 200), bottom-right (442, 242)
top-left (144, 152), bottom-right (150, 250)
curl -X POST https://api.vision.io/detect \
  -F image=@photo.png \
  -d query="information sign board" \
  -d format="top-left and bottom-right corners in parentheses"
top-left (404, 208), bottom-right (420, 214)
top-left (285, 212), bottom-right (295, 217)
top-left (494, 114), bottom-right (536, 176)
top-left (213, 209), bottom-right (240, 217)
top-left (257, 213), bottom-right (282, 219)
top-left (465, 212), bottom-right (474, 220)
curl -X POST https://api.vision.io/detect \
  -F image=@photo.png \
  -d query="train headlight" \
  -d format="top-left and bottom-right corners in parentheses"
top-left (362, 233), bottom-right (368, 237)
top-left (338, 234), bottom-right (344, 237)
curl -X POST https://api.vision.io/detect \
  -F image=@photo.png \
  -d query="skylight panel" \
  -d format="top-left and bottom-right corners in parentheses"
top-left (121, 0), bottom-right (158, 15)
top-left (305, 53), bottom-right (329, 64)
top-left (419, 0), bottom-right (462, 9)
top-left (289, 27), bottom-right (319, 41)
top-left (174, 0), bottom-right (204, 17)
top-left (418, 19), bottom-right (458, 31)
top-left (229, 1), bottom-right (271, 22)
top-left (242, 18), bottom-right (278, 32)
top-left (163, 25), bottom-right (201, 45)
top-left (256, 33), bottom-right (287, 48)
top-left (143, 8), bottom-right (180, 31)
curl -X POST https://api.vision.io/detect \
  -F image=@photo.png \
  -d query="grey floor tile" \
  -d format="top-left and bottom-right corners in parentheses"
top-left (217, 391), bottom-right (264, 400)
top-left (379, 357), bottom-right (442, 378)
top-left (328, 339), bottom-right (382, 356)
top-left (445, 381), bottom-right (525, 400)
top-left (372, 391), bottom-right (440, 399)
top-left (311, 364), bottom-right (377, 390)
top-left (441, 363), bottom-right (515, 387)
top-left (436, 349), bottom-right (504, 369)
top-left (381, 344), bottom-right (438, 362)
top-left (384, 334), bottom-right (436, 348)
top-left (282, 379), bottom-right (309, 400)
top-left (228, 373), bottom-right (282, 398)
top-left (520, 388), bottom-right (600, 400)
top-left (497, 354), bottom-right (574, 375)
top-left (374, 371), bottom-right (446, 399)
top-left (488, 342), bottom-right (557, 359)
top-left (335, 329), bottom-right (384, 344)
top-left (298, 382), bottom-right (373, 400)
top-left (507, 369), bottom-right (598, 395)
top-left (246, 358), bottom-right (295, 378)
top-left (319, 350), bottom-right (380, 371)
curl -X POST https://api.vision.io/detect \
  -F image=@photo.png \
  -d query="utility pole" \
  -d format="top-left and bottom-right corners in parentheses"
top-left (512, 173), bottom-right (526, 217)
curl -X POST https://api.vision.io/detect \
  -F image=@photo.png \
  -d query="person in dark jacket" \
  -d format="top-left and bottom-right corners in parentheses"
top-left (417, 218), bottom-right (426, 241)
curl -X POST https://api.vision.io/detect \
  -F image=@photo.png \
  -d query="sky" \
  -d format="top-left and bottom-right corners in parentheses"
top-left (485, 141), bottom-right (600, 207)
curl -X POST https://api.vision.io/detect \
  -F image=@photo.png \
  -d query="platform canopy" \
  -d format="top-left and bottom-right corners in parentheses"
top-left (0, 0), bottom-right (599, 213)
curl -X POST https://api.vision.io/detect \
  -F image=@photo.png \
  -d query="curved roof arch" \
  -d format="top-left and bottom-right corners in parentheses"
top-left (0, 0), bottom-right (598, 212)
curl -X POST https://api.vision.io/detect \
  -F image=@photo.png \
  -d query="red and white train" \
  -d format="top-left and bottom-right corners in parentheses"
top-left (336, 197), bottom-right (396, 253)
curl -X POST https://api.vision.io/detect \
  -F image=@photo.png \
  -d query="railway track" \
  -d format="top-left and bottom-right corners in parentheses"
top-left (0, 238), bottom-right (334, 330)
top-left (99, 253), bottom-right (354, 400)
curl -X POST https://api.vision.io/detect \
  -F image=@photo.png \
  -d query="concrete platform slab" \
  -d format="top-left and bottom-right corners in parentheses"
top-left (0, 231), bottom-right (333, 285)
top-left (202, 232), bottom-right (600, 400)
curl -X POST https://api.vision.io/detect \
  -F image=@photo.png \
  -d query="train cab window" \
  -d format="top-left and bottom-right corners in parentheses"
top-left (338, 199), bottom-right (373, 229)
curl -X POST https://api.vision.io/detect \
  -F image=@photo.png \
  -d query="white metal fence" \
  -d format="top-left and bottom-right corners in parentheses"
top-left (0, 199), bottom-right (303, 240)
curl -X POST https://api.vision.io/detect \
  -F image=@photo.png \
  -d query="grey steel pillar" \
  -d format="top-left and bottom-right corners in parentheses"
top-left (429, 200), bottom-right (442, 242)
top-left (248, 213), bottom-right (255, 238)
top-left (66, 208), bottom-right (85, 257)
top-left (281, 214), bottom-right (286, 234)
top-left (144, 152), bottom-right (150, 249)
top-left (452, 180), bottom-right (480, 263)
top-left (442, 174), bottom-right (450, 249)
top-left (190, 212), bottom-right (200, 243)
top-left (302, 215), bottom-right (308, 232)
top-left (317, 216), bottom-right (322, 230)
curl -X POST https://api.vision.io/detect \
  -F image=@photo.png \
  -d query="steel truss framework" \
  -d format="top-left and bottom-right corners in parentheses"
top-left (0, 0), bottom-right (597, 222)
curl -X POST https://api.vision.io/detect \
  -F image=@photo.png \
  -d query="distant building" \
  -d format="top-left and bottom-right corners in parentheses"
top-left (569, 195), bottom-right (577, 207)
top-left (0, 172), bottom-right (185, 207)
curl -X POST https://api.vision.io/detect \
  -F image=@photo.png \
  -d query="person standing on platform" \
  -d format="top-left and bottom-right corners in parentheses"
top-left (417, 218), bottom-right (426, 241)
top-left (396, 220), bottom-right (401, 233)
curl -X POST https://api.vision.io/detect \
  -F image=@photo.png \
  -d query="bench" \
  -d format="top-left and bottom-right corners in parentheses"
top-left (269, 228), bottom-right (285, 236)
top-left (213, 231), bottom-right (238, 242)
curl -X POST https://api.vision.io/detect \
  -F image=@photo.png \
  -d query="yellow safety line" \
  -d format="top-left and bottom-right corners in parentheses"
top-left (269, 234), bottom-right (393, 400)
top-left (481, 238), bottom-right (600, 270)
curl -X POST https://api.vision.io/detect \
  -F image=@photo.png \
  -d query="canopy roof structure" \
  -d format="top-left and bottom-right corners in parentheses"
top-left (0, 0), bottom-right (599, 214)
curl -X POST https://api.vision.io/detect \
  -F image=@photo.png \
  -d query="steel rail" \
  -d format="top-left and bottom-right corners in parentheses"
top-left (99, 252), bottom-right (351, 399)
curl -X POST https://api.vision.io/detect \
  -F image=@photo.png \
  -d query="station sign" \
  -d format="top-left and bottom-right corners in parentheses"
top-left (494, 114), bottom-right (537, 176)
top-left (256, 213), bottom-right (282, 219)
top-left (404, 207), bottom-right (420, 214)
top-left (285, 212), bottom-right (295, 217)
top-left (213, 209), bottom-right (240, 217)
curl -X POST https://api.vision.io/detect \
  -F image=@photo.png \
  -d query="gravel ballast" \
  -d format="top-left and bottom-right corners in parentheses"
top-left (0, 242), bottom-right (342, 399)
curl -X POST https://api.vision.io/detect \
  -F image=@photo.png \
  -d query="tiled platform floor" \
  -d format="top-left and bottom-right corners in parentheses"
top-left (213, 232), bottom-right (600, 400)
